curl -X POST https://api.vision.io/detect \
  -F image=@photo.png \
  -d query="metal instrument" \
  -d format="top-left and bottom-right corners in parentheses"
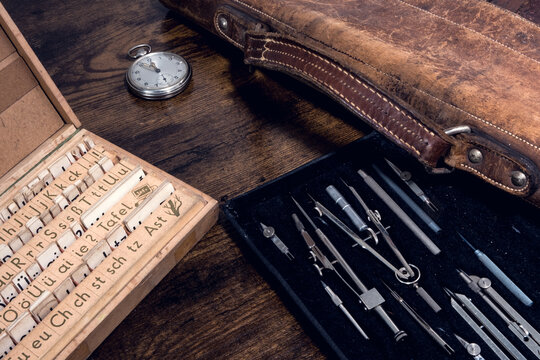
top-left (444, 288), bottom-right (526, 360)
top-left (259, 223), bottom-right (294, 260)
top-left (292, 197), bottom-right (407, 342)
top-left (292, 213), bottom-right (361, 297)
top-left (458, 269), bottom-right (540, 358)
top-left (325, 185), bottom-right (378, 243)
top-left (458, 233), bottom-right (533, 307)
top-left (340, 180), bottom-right (412, 277)
top-left (384, 282), bottom-right (454, 354)
top-left (309, 194), bottom-right (442, 313)
top-left (292, 213), bottom-right (334, 274)
top-left (373, 163), bottom-right (441, 233)
top-left (384, 159), bottom-right (438, 212)
top-left (455, 333), bottom-right (485, 360)
top-left (321, 281), bottom-right (369, 340)
top-left (357, 169), bottom-right (441, 255)
top-left (308, 195), bottom-right (402, 276)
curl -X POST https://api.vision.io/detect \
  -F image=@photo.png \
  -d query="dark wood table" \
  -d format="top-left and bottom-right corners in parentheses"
top-left (2, 1), bottom-right (538, 358)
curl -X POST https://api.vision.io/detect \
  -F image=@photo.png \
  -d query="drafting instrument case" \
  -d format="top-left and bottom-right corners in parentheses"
top-left (162, 0), bottom-right (540, 207)
top-left (0, 4), bottom-right (218, 359)
top-left (223, 132), bottom-right (539, 359)
top-left (160, 3), bottom-right (540, 354)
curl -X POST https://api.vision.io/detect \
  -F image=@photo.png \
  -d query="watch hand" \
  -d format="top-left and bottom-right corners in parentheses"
top-left (150, 62), bottom-right (161, 72)
top-left (139, 63), bottom-right (154, 71)
top-left (139, 62), bottom-right (161, 73)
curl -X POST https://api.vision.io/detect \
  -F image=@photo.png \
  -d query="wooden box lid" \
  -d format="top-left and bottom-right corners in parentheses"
top-left (0, 3), bottom-right (81, 179)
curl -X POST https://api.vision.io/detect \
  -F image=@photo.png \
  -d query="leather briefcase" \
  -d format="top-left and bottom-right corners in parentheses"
top-left (161, 0), bottom-right (540, 206)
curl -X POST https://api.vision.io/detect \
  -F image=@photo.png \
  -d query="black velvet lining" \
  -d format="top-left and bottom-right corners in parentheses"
top-left (223, 133), bottom-right (539, 360)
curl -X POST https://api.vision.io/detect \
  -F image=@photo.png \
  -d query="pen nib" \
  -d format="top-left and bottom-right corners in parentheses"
top-left (425, 198), bottom-right (438, 212)
top-left (381, 281), bottom-right (401, 301)
top-left (457, 232), bottom-right (477, 251)
top-left (384, 158), bottom-right (401, 176)
top-left (454, 333), bottom-right (468, 348)
top-left (340, 178), bottom-right (350, 188)
top-left (443, 287), bottom-right (455, 298)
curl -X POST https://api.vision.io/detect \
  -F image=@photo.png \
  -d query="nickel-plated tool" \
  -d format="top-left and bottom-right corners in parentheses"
top-left (458, 233), bottom-right (533, 307)
top-left (292, 213), bottom-right (334, 274)
top-left (373, 163), bottom-right (441, 233)
top-left (458, 269), bottom-right (540, 358)
top-left (384, 282), bottom-right (453, 354)
top-left (384, 159), bottom-right (438, 212)
top-left (340, 179), bottom-right (412, 276)
top-left (321, 281), bottom-right (369, 340)
top-left (444, 288), bottom-right (526, 360)
top-left (259, 223), bottom-right (294, 261)
top-left (292, 212), bottom-right (361, 298)
top-left (455, 333), bottom-right (485, 360)
top-left (357, 169), bottom-right (441, 255)
top-left (325, 185), bottom-right (378, 243)
top-left (292, 197), bottom-right (407, 342)
top-left (309, 194), bottom-right (442, 313)
top-left (308, 195), bottom-right (402, 275)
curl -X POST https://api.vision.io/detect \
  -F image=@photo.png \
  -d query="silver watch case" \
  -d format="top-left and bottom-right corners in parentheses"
top-left (126, 52), bottom-right (192, 100)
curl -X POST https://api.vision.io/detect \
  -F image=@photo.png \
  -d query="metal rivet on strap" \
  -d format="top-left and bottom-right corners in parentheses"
top-left (511, 171), bottom-right (527, 187)
top-left (468, 148), bottom-right (483, 164)
top-left (218, 15), bottom-right (228, 31)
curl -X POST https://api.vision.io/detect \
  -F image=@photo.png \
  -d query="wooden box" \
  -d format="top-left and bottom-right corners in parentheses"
top-left (0, 4), bottom-right (218, 359)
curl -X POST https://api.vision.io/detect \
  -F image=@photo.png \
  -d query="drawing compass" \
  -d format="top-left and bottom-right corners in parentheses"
top-left (259, 223), bottom-right (294, 260)
top-left (458, 269), bottom-right (540, 358)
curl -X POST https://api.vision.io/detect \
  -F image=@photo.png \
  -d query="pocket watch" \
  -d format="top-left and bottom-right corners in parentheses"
top-left (126, 44), bottom-right (192, 100)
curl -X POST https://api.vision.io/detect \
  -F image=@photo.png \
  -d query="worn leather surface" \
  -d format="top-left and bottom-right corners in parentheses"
top-left (244, 33), bottom-right (451, 167)
top-left (161, 0), bottom-right (540, 206)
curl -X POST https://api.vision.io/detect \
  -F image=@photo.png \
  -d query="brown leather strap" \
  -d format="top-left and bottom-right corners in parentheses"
top-left (243, 32), bottom-right (451, 167)
top-left (208, 4), bottom-right (537, 200)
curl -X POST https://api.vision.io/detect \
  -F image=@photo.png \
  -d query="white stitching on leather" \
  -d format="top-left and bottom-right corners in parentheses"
top-left (253, 55), bottom-right (423, 155)
top-left (260, 43), bottom-right (425, 147)
top-left (231, 0), bottom-right (540, 154)
top-left (487, 2), bottom-right (540, 30)
top-left (396, 0), bottom-right (540, 65)
top-left (460, 164), bottom-right (528, 193)
top-left (264, 38), bottom-right (438, 138)
top-left (411, 85), bottom-right (540, 152)
top-left (265, 46), bottom-right (424, 146)
top-left (254, 41), bottom-right (423, 155)
top-left (232, 0), bottom-right (295, 31)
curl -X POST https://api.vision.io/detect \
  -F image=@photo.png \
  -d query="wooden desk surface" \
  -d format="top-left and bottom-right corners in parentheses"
top-left (2, 1), bottom-right (538, 358)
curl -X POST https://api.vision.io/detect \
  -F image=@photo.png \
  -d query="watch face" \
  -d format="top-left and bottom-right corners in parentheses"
top-left (126, 52), bottom-right (191, 99)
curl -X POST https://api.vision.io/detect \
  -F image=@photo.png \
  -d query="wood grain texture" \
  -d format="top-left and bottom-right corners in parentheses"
top-left (1, 1), bottom-right (536, 359)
